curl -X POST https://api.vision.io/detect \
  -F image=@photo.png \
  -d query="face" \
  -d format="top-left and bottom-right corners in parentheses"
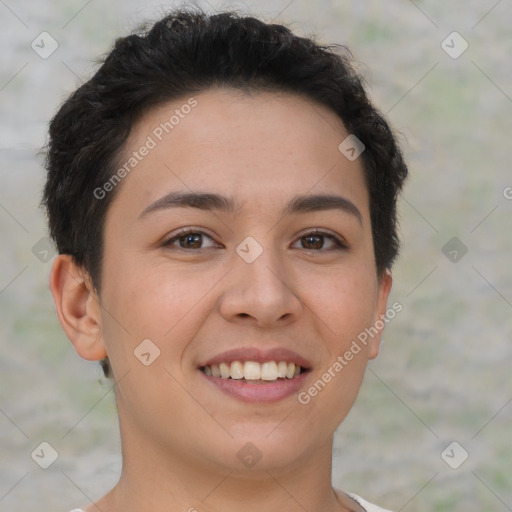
top-left (95, 88), bottom-right (391, 474)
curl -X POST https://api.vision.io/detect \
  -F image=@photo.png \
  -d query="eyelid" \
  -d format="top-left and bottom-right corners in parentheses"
top-left (293, 228), bottom-right (349, 249)
top-left (162, 226), bottom-right (349, 251)
top-left (162, 226), bottom-right (221, 248)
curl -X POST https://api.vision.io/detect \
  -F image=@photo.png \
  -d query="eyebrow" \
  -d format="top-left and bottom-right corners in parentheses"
top-left (138, 191), bottom-right (363, 225)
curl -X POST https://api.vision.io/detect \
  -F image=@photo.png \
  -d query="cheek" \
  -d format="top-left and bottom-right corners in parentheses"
top-left (295, 268), bottom-right (377, 431)
top-left (99, 257), bottom-right (216, 363)
top-left (301, 263), bottom-right (378, 346)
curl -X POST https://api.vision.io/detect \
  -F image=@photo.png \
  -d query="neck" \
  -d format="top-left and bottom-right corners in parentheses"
top-left (94, 420), bottom-right (351, 512)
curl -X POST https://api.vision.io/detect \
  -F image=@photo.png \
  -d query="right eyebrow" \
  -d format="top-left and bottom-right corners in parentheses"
top-left (138, 192), bottom-right (237, 220)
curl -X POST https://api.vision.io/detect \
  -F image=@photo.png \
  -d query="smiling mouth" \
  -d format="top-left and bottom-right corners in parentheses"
top-left (200, 360), bottom-right (308, 383)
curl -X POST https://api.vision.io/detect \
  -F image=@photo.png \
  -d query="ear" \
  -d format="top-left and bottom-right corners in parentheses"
top-left (368, 269), bottom-right (393, 360)
top-left (49, 254), bottom-right (107, 361)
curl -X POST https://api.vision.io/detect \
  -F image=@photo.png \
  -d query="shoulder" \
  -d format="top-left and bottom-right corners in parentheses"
top-left (347, 493), bottom-right (394, 512)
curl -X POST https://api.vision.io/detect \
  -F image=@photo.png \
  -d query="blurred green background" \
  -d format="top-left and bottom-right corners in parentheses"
top-left (1, 1), bottom-right (511, 511)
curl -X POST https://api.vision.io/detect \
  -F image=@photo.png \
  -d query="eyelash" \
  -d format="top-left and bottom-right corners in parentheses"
top-left (162, 227), bottom-right (348, 252)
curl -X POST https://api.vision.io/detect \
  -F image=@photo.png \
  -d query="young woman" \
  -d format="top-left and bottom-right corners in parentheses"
top-left (43, 8), bottom-right (407, 512)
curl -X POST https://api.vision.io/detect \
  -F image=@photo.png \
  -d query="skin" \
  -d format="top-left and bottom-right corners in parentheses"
top-left (50, 88), bottom-right (392, 512)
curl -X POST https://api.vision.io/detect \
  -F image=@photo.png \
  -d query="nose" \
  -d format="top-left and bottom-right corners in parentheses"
top-left (218, 242), bottom-right (302, 328)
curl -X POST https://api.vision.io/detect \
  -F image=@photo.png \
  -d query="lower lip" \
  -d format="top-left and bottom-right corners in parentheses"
top-left (200, 370), bottom-right (309, 403)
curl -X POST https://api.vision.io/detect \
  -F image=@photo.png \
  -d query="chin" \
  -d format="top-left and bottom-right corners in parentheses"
top-left (206, 423), bottom-right (329, 473)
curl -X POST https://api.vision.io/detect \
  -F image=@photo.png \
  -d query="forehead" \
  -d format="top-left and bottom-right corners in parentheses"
top-left (110, 88), bottom-right (369, 218)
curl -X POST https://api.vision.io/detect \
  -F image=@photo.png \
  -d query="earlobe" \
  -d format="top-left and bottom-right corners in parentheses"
top-left (368, 269), bottom-right (393, 360)
top-left (49, 254), bottom-right (107, 361)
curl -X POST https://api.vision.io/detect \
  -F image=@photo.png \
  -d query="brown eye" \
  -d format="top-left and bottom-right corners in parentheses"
top-left (178, 233), bottom-right (202, 248)
top-left (163, 228), bottom-right (219, 250)
top-left (294, 230), bottom-right (347, 251)
top-left (302, 234), bottom-right (324, 249)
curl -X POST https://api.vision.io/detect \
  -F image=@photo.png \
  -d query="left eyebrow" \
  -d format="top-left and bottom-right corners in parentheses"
top-left (138, 191), bottom-right (363, 225)
top-left (283, 194), bottom-right (363, 225)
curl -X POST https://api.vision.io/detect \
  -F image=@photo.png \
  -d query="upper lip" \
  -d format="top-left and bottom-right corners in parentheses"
top-left (199, 347), bottom-right (312, 369)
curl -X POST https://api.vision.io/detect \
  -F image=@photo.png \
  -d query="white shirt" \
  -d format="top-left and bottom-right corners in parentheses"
top-left (348, 493), bottom-right (394, 511)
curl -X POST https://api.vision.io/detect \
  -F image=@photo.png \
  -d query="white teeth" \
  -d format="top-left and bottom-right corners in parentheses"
top-left (219, 362), bottom-right (230, 379)
top-left (243, 361), bottom-right (261, 380)
top-left (202, 360), bottom-right (304, 381)
top-left (230, 361), bottom-right (244, 379)
top-left (261, 361), bottom-right (278, 381)
top-left (286, 362), bottom-right (296, 379)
